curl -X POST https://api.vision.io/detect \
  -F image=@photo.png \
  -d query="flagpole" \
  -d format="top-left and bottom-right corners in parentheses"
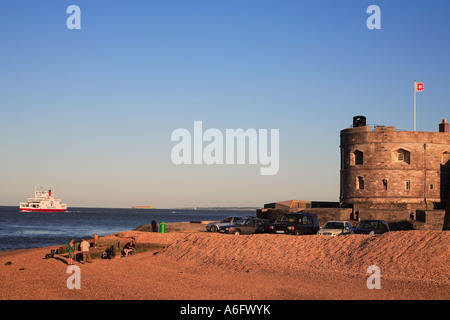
top-left (414, 80), bottom-right (416, 131)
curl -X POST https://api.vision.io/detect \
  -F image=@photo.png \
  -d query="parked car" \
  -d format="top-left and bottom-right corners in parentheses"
top-left (219, 217), bottom-right (271, 235)
top-left (206, 216), bottom-right (247, 232)
top-left (269, 212), bottom-right (319, 235)
top-left (352, 219), bottom-right (390, 235)
top-left (317, 221), bottom-right (354, 236)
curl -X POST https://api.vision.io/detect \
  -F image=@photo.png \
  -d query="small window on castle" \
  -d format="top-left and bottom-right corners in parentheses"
top-left (354, 150), bottom-right (363, 165)
top-left (351, 150), bottom-right (364, 166)
top-left (357, 176), bottom-right (365, 190)
top-left (382, 179), bottom-right (388, 190)
top-left (406, 180), bottom-right (411, 191)
top-left (397, 149), bottom-right (410, 164)
top-left (430, 184), bottom-right (434, 190)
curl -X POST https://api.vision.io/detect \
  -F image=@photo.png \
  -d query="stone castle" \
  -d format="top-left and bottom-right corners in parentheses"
top-left (257, 116), bottom-right (450, 230)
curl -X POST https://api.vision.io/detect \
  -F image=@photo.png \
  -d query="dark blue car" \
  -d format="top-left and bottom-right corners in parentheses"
top-left (219, 217), bottom-right (271, 235)
top-left (353, 219), bottom-right (390, 235)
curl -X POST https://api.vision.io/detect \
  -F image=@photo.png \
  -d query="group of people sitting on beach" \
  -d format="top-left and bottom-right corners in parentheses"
top-left (67, 235), bottom-right (135, 265)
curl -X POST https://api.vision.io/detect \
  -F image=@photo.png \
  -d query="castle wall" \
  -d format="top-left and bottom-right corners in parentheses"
top-left (257, 118), bottom-right (450, 231)
top-left (340, 125), bottom-right (450, 212)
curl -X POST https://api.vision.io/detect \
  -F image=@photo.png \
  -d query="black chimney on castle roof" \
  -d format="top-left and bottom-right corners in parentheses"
top-left (353, 116), bottom-right (366, 128)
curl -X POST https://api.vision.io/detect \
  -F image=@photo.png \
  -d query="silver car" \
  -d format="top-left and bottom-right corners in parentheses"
top-left (206, 216), bottom-right (247, 232)
top-left (317, 221), bottom-right (354, 236)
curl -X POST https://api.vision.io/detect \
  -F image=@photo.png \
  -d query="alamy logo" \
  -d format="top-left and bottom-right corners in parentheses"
top-left (66, 5), bottom-right (81, 30)
top-left (170, 121), bottom-right (279, 175)
top-left (366, 5), bottom-right (381, 30)
top-left (366, 265), bottom-right (381, 289)
top-left (66, 265), bottom-right (81, 289)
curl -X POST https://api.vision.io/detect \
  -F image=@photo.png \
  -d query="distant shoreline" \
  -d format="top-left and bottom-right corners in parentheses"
top-left (170, 207), bottom-right (258, 210)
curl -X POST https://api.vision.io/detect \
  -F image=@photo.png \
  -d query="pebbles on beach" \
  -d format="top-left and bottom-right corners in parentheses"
top-left (0, 227), bottom-right (448, 300)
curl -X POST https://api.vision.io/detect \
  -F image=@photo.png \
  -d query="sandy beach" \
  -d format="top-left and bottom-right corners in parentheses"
top-left (0, 223), bottom-right (448, 301)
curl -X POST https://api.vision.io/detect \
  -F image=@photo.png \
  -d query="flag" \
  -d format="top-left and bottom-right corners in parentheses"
top-left (413, 81), bottom-right (424, 131)
top-left (415, 82), bottom-right (424, 92)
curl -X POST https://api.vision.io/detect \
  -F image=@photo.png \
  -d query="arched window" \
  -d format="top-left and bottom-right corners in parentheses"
top-left (351, 149), bottom-right (363, 166)
top-left (397, 148), bottom-right (410, 164)
top-left (443, 151), bottom-right (450, 166)
top-left (357, 176), bottom-right (365, 190)
top-left (354, 150), bottom-right (363, 165)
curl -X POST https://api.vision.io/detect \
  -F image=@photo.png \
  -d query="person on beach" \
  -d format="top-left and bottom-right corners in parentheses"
top-left (93, 233), bottom-right (99, 248)
top-left (122, 239), bottom-right (135, 257)
top-left (68, 238), bottom-right (76, 265)
top-left (80, 237), bottom-right (92, 264)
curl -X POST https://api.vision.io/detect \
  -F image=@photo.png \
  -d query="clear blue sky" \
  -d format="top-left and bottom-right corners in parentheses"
top-left (1, 1), bottom-right (449, 208)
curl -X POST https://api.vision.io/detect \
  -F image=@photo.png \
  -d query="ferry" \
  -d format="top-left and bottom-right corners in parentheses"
top-left (19, 188), bottom-right (67, 212)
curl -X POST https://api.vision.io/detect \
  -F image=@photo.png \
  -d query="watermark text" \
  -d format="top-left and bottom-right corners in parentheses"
top-left (171, 121), bottom-right (279, 175)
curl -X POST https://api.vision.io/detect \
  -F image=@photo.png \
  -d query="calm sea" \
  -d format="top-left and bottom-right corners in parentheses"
top-left (0, 206), bottom-right (256, 252)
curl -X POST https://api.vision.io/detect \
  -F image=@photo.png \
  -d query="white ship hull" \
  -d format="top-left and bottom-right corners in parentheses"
top-left (19, 188), bottom-right (67, 212)
top-left (20, 208), bottom-right (67, 212)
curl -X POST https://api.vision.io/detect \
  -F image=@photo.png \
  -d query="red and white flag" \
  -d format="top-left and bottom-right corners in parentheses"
top-left (415, 82), bottom-right (424, 92)
top-left (413, 81), bottom-right (424, 131)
